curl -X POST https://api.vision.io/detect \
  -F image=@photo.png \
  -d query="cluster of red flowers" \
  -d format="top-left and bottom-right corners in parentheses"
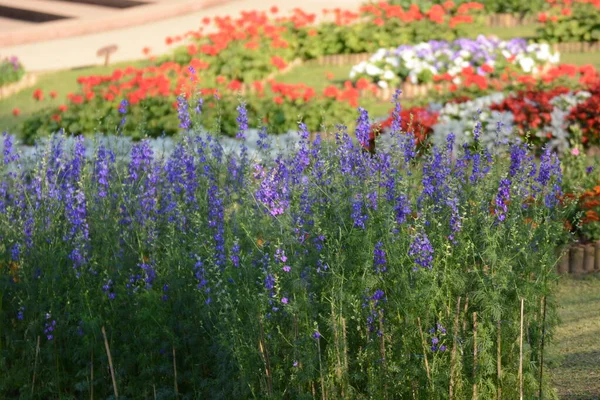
top-left (579, 184), bottom-right (600, 224)
top-left (491, 86), bottom-right (572, 131)
top-left (433, 63), bottom-right (598, 94)
top-left (369, 105), bottom-right (440, 146)
top-left (358, 1), bottom-right (482, 26)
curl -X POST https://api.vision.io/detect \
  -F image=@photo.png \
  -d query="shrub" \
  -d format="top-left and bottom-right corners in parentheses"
top-left (0, 56), bottom-right (25, 87)
top-left (536, 2), bottom-right (600, 43)
top-left (0, 101), bottom-right (568, 398)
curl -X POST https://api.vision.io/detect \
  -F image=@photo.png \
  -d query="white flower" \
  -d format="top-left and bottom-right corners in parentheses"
top-left (383, 70), bottom-right (396, 81)
top-left (519, 57), bottom-right (535, 73)
top-left (365, 63), bottom-right (384, 77)
top-left (378, 80), bottom-right (389, 89)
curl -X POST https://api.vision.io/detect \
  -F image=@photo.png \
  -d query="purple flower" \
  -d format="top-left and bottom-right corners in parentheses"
top-left (177, 94), bottom-right (191, 131)
top-left (495, 178), bottom-right (511, 222)
top-left (355, 107), bottom-right (370, 146)
top-left (282, 265), bottom-right (291, 272)
top-left (236, 102), bottom-right (248, 140)
top-left (586, 166), bottom-right (594, 174)
top-left (118, 99), bottom-right (128, 114)
top-left (281, 297), bottom-right (289, 304)
top-left (312, 331), bottom-right (321, 339)
top-left (17, 306), bottom-right (25, 320)
top-left (409, 232), bottom-right (434, 270)
top-left (373, 242), bottom-right (387, 273)
top-left (195, 97), bottom-right (203, 115)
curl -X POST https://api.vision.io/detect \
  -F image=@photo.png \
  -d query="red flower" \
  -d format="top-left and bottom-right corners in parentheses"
top-left (561, 8), bottom-right (572, 16)
top-left (142, 47), bottom-right (151, 55)
top-left (51, 114), bottom-right (61, 122)
top-left (373, 17), bottom-right (384, 26)
top-left (187, 44), bottom-right (197, 55)
top-left (538, 12), bottom-right (548, 22)
top-left (49, 91), bottom-right (57, 98)
top-left (356, 77), bottom-right (370, 90)
top-left (273, 96), bottom-right (284, 104)
top-left (308, 29), bottom-right (318, 36)
top-left (12, 108), bottom-right (20, 116)
top-left (481, 64), bottom-right (494, 73)
top-left (33, 89), bottom-right (44, 101)
top-left (58, 105), bottom-right (68, 112)
top-left (325, 72), bottom-right (334, 80)
top-left (443, 0), bottom-right (455, 9)
top-left (202, 17), bottom-right (211, 25)
top-left (270, 56), bottom-right (287, 70)
top-left (323, 85), bottom-right (339, 98)
top-left (270, 6), bottom-right (279, 14)
top-left (228, 80), bottom-right (243, 91)
top-left (245, 41), bottom-right (259, 50)
top-left (216, 76), bottom-right (227, 84)
top-left (165, 37), bottom-right (174, 45)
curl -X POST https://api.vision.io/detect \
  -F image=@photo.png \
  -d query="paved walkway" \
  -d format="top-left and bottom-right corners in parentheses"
top-left (0, 0), bottom-right (363, 72)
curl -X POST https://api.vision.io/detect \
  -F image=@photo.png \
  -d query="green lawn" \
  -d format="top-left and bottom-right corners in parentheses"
top-left (550, 276), bottom-right (600, 400)
top-left (484, 23), bottom-right (539, 40)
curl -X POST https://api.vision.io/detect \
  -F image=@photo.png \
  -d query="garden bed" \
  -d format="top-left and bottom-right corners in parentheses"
top-left (0, 73), bottom-right (36, 100)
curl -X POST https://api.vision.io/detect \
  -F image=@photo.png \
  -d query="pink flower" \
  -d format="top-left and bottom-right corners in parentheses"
top-left (282, 265), bottom-right (291, 272)
top-left (281, 297), bottom-right (289, 304)
top-left (571, 147), bottom-right (580, 156)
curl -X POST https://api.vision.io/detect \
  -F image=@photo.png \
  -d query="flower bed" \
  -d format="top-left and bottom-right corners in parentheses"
top-left (373, 74), bottom-right (600, 152)
top-left (158, 2), bottom-right (485, 83)
top-left (17, 62), bottom-right (370, 143)
top-left (0, 99), bottom-right (568, 397)
top-left (349, 36), bottom-right (560, 92)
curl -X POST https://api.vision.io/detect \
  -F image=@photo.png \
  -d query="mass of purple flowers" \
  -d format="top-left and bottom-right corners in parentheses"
top-left (0, 100), bottom-right (568, 398)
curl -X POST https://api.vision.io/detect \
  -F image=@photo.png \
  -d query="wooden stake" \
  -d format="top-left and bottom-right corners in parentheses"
top-left (173, 346), bottom-right (179, 397)
top-left (31, 335), bottom-right (41, 396)
top-left (90, 349), bottom-right (94, 400)
top-left (538, 296), bottom-right (547, 399)
top-left (519, 299), bottom-right (524, 400)
top-left (473, 312), bottom-right (478, 400)
top-left (101, 326), bottom-right (119, 399)
top-left (258, 319), bottom-right (273, 396)
top-left (417, 317), bottom-right (432, 384)
top-left (463, 297), bottom-right (469, 331)
top-left (449, 297), bottom-right (462, 400)
top-left (497, 321), bottom-right (502, 400)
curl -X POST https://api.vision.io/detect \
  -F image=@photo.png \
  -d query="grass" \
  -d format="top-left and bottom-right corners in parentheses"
top-left (484, 23), bottom-right (539, 40)
top-left (550, 276), bottom-right (600, 400)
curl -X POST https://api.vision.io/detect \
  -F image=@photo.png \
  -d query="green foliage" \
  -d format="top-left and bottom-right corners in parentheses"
top-left (387, 0), bottom-right (546, 15)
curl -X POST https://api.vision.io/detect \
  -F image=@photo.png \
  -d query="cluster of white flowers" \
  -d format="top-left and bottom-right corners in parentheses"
top-left (349, 36), bottom-right (560, 88)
